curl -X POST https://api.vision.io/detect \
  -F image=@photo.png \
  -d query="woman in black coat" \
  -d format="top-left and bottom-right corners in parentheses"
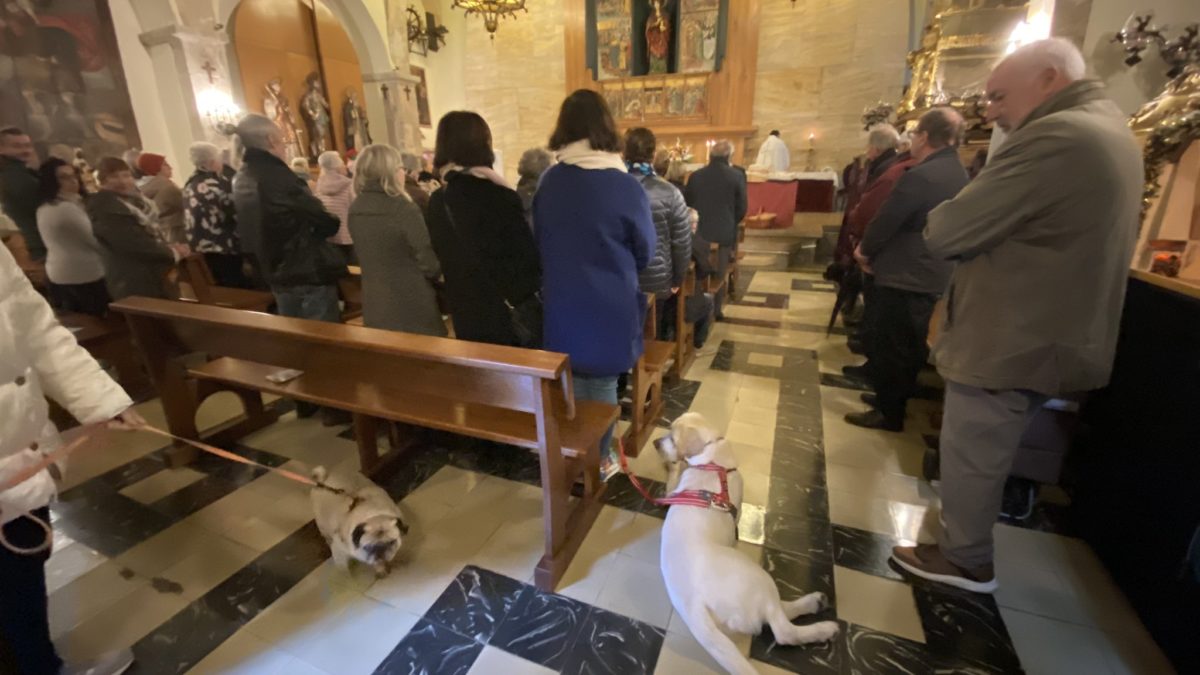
top-left (424, 112), bottom-right (541, 346)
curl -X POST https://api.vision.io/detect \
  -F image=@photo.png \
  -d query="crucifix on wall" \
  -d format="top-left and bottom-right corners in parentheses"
top-left (200, 60), bottom-right (217, 84)
top-left (403, 85), bottom-right (412, 101)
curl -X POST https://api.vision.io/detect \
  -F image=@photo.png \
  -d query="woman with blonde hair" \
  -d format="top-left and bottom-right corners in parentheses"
top-left (347, 144), bottom-right (445, 335)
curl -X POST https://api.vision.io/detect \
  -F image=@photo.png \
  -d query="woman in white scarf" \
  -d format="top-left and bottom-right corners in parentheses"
top-left (534, 90), bottom-right (657, 481)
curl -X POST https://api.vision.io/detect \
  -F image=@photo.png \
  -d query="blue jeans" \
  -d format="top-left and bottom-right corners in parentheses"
top-left (272, 284), bottom-right (340, 323)
top-left (573, 373), bottom-right (619, 462)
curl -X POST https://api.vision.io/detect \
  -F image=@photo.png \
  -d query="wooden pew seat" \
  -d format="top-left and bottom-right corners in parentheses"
top-left (188, 357), bottom-right (616, 458)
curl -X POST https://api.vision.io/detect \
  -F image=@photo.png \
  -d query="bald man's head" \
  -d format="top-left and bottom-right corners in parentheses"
top-left (985, 38), bottom-right (1086, 132)
top-left (910, 107), bottom-right (964, 161)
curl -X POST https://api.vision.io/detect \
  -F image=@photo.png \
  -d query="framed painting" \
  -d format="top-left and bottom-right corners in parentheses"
top-left (677, 9), bottom-right (719, 73)
top-left (0, 0), bottom-right (141, 161)
top-left (596, 18), bottom-right (632, 80)
top-left (621, 80), bottom-right (644, 121)
top-left (410, 65), bottom-right (431, 127)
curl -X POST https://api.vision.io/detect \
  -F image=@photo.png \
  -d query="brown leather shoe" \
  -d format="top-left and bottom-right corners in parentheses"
top-left (891, 544), bottom-right (998, 593)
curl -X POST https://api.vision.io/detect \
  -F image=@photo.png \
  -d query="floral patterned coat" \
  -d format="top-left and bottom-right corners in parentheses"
top-left (183, 170), bottom-right (239, 254)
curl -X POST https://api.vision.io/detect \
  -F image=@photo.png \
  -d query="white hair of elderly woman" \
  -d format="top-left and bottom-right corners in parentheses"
top-left (317, 150), bottom-right (345, 173)
top-left (189, 142), bottom-right (223, 171)
top-left (866, 124), bottom-right (900, 151)
top-left (353, 144), bottom-right (411, 201)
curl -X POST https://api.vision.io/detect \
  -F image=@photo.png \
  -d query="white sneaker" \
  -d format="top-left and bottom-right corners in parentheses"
top-left (60, 648), bottom-right (134, 675)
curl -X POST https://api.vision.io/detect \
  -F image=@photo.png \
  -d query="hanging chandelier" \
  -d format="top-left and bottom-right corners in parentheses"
top-left (451, 0), bottom-right (527, 38)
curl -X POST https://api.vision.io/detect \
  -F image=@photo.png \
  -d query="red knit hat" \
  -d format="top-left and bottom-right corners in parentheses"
top-left (136, 152), bottom-right (166, 176)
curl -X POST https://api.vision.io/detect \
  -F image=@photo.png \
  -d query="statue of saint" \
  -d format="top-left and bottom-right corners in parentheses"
top-left (342, 88), bottom-right (371, 152)
top-left (645, 0), bottom-right (671, 75)
top-left (263, 78), bottom-right (304, 161)
top-left (300, 73), bottom-right (332, 161)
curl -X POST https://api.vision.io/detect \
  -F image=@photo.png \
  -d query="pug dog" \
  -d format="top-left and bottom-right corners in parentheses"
top-left (655, 412), bottom-right (838, 675)
top-left (310, 466), bottom-right (408, 578)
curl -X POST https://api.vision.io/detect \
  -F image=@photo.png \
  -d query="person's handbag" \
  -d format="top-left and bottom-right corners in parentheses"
top-left (441, 197), bottom-right (543, 348)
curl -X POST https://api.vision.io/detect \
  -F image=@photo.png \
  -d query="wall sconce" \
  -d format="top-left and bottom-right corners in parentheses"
top-left (197, 88), bottom-right (240, 133)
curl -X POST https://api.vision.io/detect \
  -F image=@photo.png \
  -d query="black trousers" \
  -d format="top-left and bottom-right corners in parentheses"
top-left (853, 273), bottom-right (878, 375)
top-left (0, 508), bottom-right (62, 675)
top-left (869, 285), bottom-right (938, 424)
top-left (204, 253), bottom-right (252, 289)
top-left (47, 279), bottom-right (111, 317)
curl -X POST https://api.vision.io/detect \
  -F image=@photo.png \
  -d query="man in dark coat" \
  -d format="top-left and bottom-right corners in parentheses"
top-left (232, 114), bottom-right (341, 322)
top-left (847, 107), bottom-right (969, 432)
top-left (684, 140), bottom-right (746, 318)
top-left (232, 114), bottom-right (344, 424)
top-left (0, 127), bottom-right (44, 261)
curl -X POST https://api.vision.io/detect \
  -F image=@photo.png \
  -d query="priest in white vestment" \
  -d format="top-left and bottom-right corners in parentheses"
top-left (755, 130), bottom-right (791, 172)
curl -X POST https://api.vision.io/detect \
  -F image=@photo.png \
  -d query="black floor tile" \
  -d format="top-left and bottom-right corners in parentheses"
top-left (50, 489), bottom-right (174, 557)
top-left (373, 619), bottom-right (483, 675)
top-left (559, 605), bottom-right (665, 675)
top-left (912, 582), bottom-right (1023, 674)
top-left (423, 566), bottom-right (526, 644)
top-left (490, 585), bottom-right (590, 671)
top-left (128, 599), bottom-right (243, 675)
top-left (765, 482), bottom-right (830, 521)
top-left (832, 525), bottom-right (905, 582)
top-left (762, 512), bottom-right (833, 562)
top-left (843, 622), bottom-right (935, 675)
top-left (750, 618), bottom-right (846, 674)
top-left (762, 545), bottom-right (837, 609)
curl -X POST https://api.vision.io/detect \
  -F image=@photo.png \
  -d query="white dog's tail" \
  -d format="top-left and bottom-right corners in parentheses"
top-left (685, 606), bottom-right (757, 675)
top-left (311, 466), bottom-right (328, 484)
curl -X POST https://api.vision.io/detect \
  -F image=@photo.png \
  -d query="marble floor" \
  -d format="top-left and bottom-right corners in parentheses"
top-left (42, 264), bottom-right (1176, 675)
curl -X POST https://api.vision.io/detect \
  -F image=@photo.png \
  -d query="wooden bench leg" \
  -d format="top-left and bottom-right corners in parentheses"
top-left (622, 359), bottom-right (648, 458)
top-left (353, 414), bottom-right (380, 475)
top-left (532, 381), bottom-right (606, 592)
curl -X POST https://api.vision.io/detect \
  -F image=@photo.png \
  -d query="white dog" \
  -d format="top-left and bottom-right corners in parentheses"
top-left (310, 466), bottom-right (408, 577)
top-left (655, 412), bottom-right (839, 675)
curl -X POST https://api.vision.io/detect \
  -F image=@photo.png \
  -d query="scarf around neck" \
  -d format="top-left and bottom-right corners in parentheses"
top-left (626, 161), bottom-right (655, 176)
top-left (556, 139), bottom-right (627, 172)
top-left (441, 163), bottom-right (513, 190)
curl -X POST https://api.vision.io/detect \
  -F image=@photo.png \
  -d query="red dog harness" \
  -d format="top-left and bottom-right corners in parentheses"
top-left (616, 439), bottom-right (738, 521)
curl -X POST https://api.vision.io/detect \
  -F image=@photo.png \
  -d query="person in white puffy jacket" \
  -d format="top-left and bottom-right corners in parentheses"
top-left (0, 243), bottom-right (144, 675)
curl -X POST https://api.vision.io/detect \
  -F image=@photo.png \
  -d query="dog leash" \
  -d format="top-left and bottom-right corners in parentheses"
top-left (614, 438), bottom-right (737, 516)
top-left (1, 423), bottom-right (353, 556)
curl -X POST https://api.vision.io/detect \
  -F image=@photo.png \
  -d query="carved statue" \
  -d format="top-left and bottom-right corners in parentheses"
top-left (342, 89), bottom-right (371, 152)
top-left (263, 78), bottom-right (304, 162)
top-left (300, 73), bottom-right (332, 161)
top-left (645, 0), bottom-right (671, 75)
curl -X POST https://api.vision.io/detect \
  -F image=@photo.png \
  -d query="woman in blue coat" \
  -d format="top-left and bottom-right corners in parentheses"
top-left (533, 89), bottom-right (656, 479)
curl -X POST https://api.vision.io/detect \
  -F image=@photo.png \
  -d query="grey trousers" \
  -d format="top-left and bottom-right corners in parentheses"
top-left (938, 380), bottom-right (1047, 568)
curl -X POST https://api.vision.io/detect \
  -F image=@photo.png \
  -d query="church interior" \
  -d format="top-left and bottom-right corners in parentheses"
top-left (1, 0), bottom-right (1198, 674)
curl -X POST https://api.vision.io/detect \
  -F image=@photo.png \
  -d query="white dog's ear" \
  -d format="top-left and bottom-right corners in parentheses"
top-left (675, 421), bottom-right (713, 459)
top-left (351, 523), bottom-right (367, 549)
top-left (394, 517), bottom-right (409, 535)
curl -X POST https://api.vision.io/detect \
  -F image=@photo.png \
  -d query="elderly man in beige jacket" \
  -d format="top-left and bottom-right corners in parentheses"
top-left (891, 38), bottom-right (1142, 593)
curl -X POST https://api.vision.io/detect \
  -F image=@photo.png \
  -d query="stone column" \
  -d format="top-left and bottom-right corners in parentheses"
top-left (138, 25), bottom-right (239, 162)
top-left (362, 70), bottom-right (423, 153)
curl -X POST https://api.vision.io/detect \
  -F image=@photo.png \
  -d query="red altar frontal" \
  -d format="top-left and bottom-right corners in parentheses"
top-left (746, 173), bottom-right (838, 228)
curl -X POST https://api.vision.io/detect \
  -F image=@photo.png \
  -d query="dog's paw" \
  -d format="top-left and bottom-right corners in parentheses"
top-left (812, 592), bottom-right (829, 611)
top-left (809, 620), bottom-right (840, 643)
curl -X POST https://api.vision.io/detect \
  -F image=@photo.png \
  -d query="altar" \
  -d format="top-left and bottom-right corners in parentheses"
top-left (746, 171), bottom-right (840, 228)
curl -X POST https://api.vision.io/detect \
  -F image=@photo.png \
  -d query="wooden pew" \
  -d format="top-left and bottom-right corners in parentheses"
top-left (111, 296), bottom-right (616, 591)
top-left (622, 294), bottom-right (673, 456)
top-left (176, 254), bottom-right (274, 313)
top-left (57, 310), bottom-right (149, 395)
top-left (669, 264), bottom-right (698, 381)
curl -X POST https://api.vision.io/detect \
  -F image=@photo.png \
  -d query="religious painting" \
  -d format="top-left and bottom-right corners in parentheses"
top-left (0, 0), bottom-right (140, 162)
top-left (642, 83), bottom-right (665, 116)
top-left (621, 80), bottom-right (644, 121)
top-left (683, 76), bottom-right (708, 116)
top-left (410, 66), bottom-right (431, 127)
top-left (601, 83), bottom-right (625, 118)
top-left (677, 6), bottom-right (719, 73)
top-left (596, 19), bottom-right (632, 80)
top-left (665, 76), bottom-right (687, 116)
top-left (595, 0), bottom-right (630, 19)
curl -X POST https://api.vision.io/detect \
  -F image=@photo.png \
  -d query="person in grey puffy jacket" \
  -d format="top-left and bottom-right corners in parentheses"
top-left (623, 127), bottom-right (690, 337)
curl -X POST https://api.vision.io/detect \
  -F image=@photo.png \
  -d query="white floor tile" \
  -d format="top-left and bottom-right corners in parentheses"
top-left (833, 566), bottom-right (925, 644)
top-left (1000, 607), bottom-right (1115, 675)
top-left (119, 467), bottom-right (208, 504)
top-left (286, 596), bottom-right (421, 675)
top-left (593, 554), bottom-right (672, 628)
top-left (45, 542), bottom-right (106, 594)
top-left (468, 646), bottom-right (557, 675)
